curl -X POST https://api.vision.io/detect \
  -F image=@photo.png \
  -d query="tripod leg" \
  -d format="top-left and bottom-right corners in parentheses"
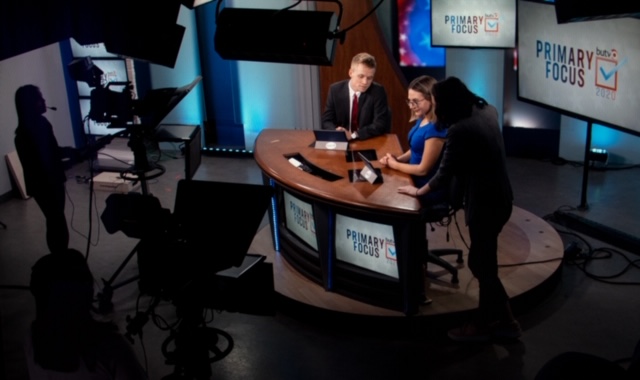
top-left (97, 242), bottom-right (141, 314)
top-left (105, 241), bottom-right (141, 284)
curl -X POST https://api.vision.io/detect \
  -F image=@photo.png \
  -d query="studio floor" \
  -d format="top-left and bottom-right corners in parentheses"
top-left (1, 147), bottom-right (639, 380)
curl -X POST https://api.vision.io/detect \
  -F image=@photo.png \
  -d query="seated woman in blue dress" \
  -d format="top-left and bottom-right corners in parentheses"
top-left (379, 75), bottom-right (447, 305)
top-left (379, 75), bottom-right (447, 206)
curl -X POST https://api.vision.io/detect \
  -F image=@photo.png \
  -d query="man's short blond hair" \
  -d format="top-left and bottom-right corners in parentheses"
top-left (351, 52), bottom-right (376, 69)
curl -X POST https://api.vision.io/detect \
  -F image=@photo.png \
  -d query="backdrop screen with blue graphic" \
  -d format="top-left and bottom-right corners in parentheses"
top-left (517, 0), bottom-right (640, 135)
top-left (431, 0), bottom-right (517, 48)
top-left (397, 0), bottom-right (446, 67)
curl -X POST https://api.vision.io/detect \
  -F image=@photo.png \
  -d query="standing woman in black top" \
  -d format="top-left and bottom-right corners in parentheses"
top-left (14, 84), bottom-right (71, 253)
top-left (398, 77), bottom-right (521, 342)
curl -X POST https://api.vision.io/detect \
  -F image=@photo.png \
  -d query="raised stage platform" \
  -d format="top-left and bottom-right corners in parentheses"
top-left (249, 206), bottom-right (564, 318)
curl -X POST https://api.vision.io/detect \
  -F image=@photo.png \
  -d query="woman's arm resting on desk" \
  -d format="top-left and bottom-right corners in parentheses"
top-left (397, 183), bottom-right (431, 197)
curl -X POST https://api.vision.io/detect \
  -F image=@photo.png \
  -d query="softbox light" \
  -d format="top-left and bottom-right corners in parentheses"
top-left (214, 7), bottom-right (338, 66)
top-left (0, 0), bottom-right (186, 67)
top-left (103, 23), bottom-right (185, 68)
top-left (102, 1), bottom-right (185, 68)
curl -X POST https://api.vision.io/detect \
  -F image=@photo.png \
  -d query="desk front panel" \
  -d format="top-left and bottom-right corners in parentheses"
top-left (255, 129), bottom-right (424, 314)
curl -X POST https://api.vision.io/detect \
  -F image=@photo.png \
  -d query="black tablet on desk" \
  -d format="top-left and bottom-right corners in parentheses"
top-left (349, 152), bottom-right (382, 184)
top-left (346, 149), bottom-right (377, 163)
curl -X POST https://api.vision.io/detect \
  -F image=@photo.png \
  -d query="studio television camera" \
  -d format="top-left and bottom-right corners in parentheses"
top-left (101, 178), bottom-right (276, 379)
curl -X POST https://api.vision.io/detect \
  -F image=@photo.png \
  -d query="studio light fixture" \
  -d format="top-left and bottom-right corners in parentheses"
top-left (213, 0), bottom-right (344, 66)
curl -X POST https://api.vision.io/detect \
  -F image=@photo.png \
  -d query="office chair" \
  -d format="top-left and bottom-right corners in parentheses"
top-left (421, 201), bottom-right (464, 284)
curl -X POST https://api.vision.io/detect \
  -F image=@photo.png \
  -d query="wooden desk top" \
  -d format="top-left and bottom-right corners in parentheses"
top-left (254, 129), bottom-right (422, 215)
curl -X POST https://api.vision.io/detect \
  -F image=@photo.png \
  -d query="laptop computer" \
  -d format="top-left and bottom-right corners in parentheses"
top-left (313, 130), bottom-right (349, 151)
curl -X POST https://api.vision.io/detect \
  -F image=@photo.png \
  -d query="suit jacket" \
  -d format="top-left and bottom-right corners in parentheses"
top-left (321, 79), bottom-right (391, 140)
top-left (428, 104), bottom-right (513, 227)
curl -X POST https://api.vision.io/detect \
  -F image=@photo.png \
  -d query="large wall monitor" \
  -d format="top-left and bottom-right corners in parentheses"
top-left (517, 0), bottom-right (640, 135)
top-left (431, 0), bottom-right (517, 48)
top-left (334, 214), bottom-right (398, 279)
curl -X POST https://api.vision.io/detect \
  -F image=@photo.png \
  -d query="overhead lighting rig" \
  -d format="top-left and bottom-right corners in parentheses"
top-left (213, 0), bottom-right (344, 65)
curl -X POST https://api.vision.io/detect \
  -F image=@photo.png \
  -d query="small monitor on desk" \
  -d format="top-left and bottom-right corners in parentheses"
top-left (346, 149), bottom-right (376, 163)
top-left (349, 152), bottom-right (382, 184)
top-left (313, 130), bottom-right (349, 151)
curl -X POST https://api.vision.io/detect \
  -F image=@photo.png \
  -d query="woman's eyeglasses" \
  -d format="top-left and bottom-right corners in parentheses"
top-left (406, 98), bottom-right (427, 107)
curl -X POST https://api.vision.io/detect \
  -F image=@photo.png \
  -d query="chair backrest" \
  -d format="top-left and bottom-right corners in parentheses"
top-left (420, 201), bottom-right (453, 224)
top-left (448, 175), bottom-right (464, 212)
top-left (420, 176), bottom-right (464, 224)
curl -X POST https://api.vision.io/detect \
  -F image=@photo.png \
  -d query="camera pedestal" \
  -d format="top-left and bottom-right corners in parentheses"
top-left (161, 322), bottom-right (233, 380)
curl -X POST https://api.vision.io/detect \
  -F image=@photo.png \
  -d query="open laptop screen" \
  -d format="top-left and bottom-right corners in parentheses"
top-left (313, 130), bottom-right (349, 142)
top-left (313, 130), bottom-right (349, 151)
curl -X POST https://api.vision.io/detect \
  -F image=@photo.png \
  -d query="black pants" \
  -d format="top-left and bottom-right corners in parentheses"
top-left (33, 184), bottom-right (69, 253)
top-left (467, 206), bottom-right (512, 325)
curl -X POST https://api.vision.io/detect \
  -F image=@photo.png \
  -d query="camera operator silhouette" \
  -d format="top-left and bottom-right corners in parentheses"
top-left (25, 248), bottom-right (148, 379)
top-left (14, 84), bottom-right (74, 253)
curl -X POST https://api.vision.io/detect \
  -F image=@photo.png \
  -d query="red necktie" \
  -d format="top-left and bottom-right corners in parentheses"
top-left (351, 93), bottom-right (359, 132)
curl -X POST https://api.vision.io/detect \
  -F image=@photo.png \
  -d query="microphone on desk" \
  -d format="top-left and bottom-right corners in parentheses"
top-left (47, 106), bottom-right (57, 111)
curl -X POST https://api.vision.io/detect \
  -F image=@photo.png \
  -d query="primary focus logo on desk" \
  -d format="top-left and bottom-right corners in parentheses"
top-left (334, 214), bottom-right (398, 279)
top-left (284, 191), bottom-right (318, 250)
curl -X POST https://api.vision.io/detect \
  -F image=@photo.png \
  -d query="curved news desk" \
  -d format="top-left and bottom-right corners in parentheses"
top-left (254, 129), bottom-right (427, 315)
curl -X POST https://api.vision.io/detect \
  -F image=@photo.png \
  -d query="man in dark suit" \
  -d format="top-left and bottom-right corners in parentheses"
top-left (321, 52), bottom-right (391, 140)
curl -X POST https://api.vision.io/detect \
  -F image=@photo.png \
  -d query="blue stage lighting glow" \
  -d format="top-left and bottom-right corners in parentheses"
top-left (593, 124), bottom-right (621, 146)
